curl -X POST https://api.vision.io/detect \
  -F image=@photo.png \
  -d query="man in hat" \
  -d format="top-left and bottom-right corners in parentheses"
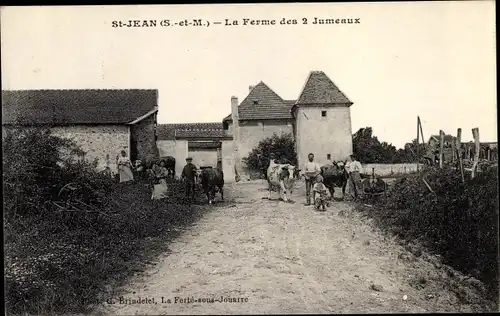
top-left (181, 157), bottom-right (198, 200)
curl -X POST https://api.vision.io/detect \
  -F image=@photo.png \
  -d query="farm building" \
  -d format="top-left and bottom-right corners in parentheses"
top-left (162, 70), bottom-right (354, 181)
top-left (2, 89), bottom-right (159, 173)
top-left (156, 123), bottom-right (233, 177)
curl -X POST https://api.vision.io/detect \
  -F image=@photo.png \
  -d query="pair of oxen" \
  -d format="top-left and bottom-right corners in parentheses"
top-left (266, 160), bottom-right (348, 202)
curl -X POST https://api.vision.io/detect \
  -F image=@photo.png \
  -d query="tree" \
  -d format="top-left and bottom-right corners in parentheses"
top-left (243, 133), bottom-right (297, 171)
top-left (352, 127), bottom-right (397, 163)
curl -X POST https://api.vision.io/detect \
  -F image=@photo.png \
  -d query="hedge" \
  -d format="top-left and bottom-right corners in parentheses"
top-left (3, 128), bottom-right (209, 315)
top-left (358, 165), bottom-right (499, 309)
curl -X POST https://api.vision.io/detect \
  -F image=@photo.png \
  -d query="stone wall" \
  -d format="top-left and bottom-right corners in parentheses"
top-left (130, 113), bottom-right (158, 162)
top-left (296, 107), bottom-right (353, 167)
top-left (50, 125), bottom-right (130, 174)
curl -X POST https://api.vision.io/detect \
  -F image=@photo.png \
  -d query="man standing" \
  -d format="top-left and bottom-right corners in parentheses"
top-left (303, 153), bottom-right (321, 206)
top-left (346, 154), bottom-right (363, 200)
top-left (181, 157), bottom-right (197, 201)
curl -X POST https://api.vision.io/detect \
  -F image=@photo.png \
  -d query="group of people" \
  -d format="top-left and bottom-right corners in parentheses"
top-left (302, 152), bottom-right (363, 210)
top-left (98, 150), bottom-right (200, 201)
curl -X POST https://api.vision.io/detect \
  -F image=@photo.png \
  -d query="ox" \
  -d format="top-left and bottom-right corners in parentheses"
top-left (320, 161), bottom-right (348, 200)
top-left (200, 167), bottom-right (224, 204)
top-left (162, 156), bottom-right (176, 178)
top-left (266, 161), bottom-right (299, 202)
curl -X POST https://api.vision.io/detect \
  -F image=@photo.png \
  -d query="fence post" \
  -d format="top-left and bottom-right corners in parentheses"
top-left (456, 128), bottom-right (465, 183)
top-left (451, 136), bottom-right (456, 163)
top-left (416, 116), bottom-right (420, 172)
top-left (471, 128), bottom-right (480, 179)
top-left (439, 130), bottom-right (445, 168)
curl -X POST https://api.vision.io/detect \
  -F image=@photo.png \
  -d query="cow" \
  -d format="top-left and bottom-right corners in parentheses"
top-left (320, 161), bottom-right (348, 200)
top-left (266, 161), bottom-right (299, 202)
top-left (200, 167), bottom-right (224, 204)
top-left (163, 156), bottom-right (176, 178)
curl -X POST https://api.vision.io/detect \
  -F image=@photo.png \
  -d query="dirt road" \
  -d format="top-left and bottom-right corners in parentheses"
top-left (95, 180), bottom-right (484, 315)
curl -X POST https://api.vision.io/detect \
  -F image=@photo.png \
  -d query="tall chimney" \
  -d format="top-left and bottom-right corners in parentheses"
top-left (231, 96), bottom-right (241, 180)
top-left (231, 96), bottom-right (239, 140)
top-left (249, 85), bottom-right (255, 93)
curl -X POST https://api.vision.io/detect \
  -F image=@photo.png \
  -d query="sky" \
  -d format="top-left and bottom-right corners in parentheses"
top-left (1, 2), bottom-right (496, 148)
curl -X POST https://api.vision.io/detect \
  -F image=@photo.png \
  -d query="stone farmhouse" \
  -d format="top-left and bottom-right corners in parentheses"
top-left (2, 89), bottom-right (159, 173)
top-left (159, 70), bottom-right (354, 181)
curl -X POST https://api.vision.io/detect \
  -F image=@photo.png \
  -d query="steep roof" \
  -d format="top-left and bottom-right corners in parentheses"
top-left (157, 123), bottom-right (230, 140)
top-left (2, 89), bottom-right (158, 125)
top-left (222, 81), bottom-right (294, 122)
top-left (294, 71), bottom-right (352, 107)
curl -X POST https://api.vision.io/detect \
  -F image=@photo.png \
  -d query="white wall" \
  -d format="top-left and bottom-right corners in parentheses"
top-left (189, 148), bottom-right (218, 168)
top-left (227, 120), bottom-right (294, 160)
top-left (221, 139), bottom-right (235, 182)
top-left (157, 140), bottom-right (176, 157)
top-left (174, 140), bottom-right (188, 177)
top-left (362, 163), bottom-right (419, 176)
top-left (296, 107), bottom-right (353, 167)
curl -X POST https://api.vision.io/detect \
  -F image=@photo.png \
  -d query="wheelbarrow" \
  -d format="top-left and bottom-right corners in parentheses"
top-left (361, 168), bottom-right (388, 199)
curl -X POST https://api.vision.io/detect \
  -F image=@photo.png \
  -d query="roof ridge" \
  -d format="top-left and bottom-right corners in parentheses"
top-left (158, 122), bottom-right (222, 126)
top-left (294, 71), bottom-right (314, 105)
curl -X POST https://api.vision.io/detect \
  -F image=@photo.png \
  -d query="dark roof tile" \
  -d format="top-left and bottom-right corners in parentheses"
top-left (295, 71), bottom-right (351, 106)
top-left (157, 123), bottom-right (229, 140)
top-left (2, 89), bottom-right (158, 125)
top-left (223, 82), bottom-right (294, 122)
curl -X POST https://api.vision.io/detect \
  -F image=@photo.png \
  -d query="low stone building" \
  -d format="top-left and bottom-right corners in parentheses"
top-left (2, 89), bottom-right (159, 173)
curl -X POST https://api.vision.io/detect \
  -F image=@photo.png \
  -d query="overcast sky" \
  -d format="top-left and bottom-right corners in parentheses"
top-left (1, 2), bottom-right (496, 148)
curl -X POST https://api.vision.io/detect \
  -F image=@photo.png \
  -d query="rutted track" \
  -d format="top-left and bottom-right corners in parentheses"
top-left (95, 180), bottom-right (485, 315)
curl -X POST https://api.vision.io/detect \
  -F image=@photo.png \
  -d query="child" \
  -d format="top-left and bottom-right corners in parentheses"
top-left (313, 175), bottom-right (328, 211)
top-left (151, 160), bottom-right (169, 200)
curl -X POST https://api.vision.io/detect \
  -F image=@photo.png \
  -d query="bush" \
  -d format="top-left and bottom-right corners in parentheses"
top-left (243, 133), bottom-right (297, 171)
top-left (361, 166), bottom-right (499, 308)
top-left (3, 128), bottom-right (209, 315)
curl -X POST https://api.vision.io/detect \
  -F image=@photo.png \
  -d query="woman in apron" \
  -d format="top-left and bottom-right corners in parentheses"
top-left (116, 150), bottom-right (134, 183)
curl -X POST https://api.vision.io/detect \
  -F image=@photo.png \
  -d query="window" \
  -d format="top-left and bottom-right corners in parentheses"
top-left (321, 111), bottom-right (327, 117)
top-left (327, 154), bottom-right (331, 160)
top-left (253, 100), bottom-right (259, 105)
